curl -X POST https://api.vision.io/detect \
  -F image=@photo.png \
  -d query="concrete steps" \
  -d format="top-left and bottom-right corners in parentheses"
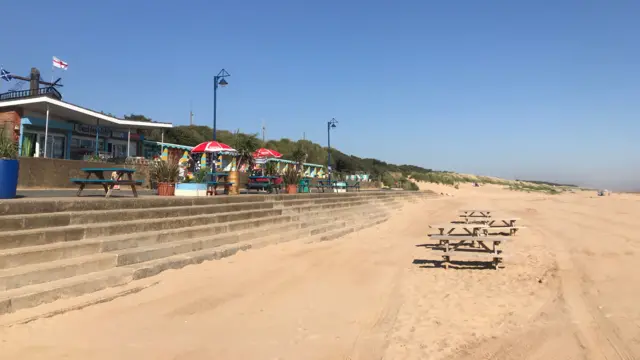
top-left (0, 253), bottom-right (116, 291)
top-left (0, 191), bottom-right (432, 315)
top-left (0, 267), bottom-right (134, 315)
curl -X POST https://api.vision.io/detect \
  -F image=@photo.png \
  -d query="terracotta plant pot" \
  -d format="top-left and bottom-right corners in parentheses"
top-left (157, 182), bottom-right (175, 196)
top-left (286, 184), bottom-right (297, 194)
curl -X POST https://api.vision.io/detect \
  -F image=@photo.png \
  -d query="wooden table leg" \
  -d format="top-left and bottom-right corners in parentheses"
top-left (127, 172), bottom-right (139, 197)
top-left (76, 184), bottom-right (85, 197)
top-left (105, 185), bottom-right (116, 198)
top-left (76, 171), bottom-right (93, 197)
top-left (443, 240), bottom-right (450, 270)
top-left (94, 172), bottom-right (110, 194)
top-left (105, 172), bottom-right (123, 198)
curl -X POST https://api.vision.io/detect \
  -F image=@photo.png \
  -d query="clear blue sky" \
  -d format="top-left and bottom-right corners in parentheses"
top-left (3, 0), bottom-right (639, 189)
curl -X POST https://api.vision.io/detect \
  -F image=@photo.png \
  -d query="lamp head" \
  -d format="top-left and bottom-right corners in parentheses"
top-left (218, 78), bottom-right (229, 87)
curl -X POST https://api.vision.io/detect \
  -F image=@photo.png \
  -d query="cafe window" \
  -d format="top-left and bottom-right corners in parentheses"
top-left (70, 137), bottom-right (104, 160)
top-left (38, 133), bottom-right (66, 159)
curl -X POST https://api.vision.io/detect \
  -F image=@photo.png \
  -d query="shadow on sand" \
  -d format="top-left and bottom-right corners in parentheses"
top-left (412, 258), bottom-right (496, 270)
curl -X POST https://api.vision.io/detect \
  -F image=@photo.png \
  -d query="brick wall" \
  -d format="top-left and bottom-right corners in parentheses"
top-left (0, 109), bottom-right (22, 141)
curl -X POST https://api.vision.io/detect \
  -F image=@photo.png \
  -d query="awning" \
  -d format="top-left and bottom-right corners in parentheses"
top-left (266, 158), bottom-right (324, 167)
top-left (143, 140), bottom-right (193, 151)
top-left (0, 96), bottom-right (173, 130)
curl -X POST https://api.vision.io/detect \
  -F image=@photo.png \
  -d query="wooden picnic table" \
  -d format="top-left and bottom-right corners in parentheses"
top-left (429, 223), bottom-right (488, 236)
top-left (459, 210), bottom-right (493, 218)
top-left (246, 175), bottom-right (282, 194)
top-left (316, 180), bottom-right (335, 193)
top-left (207, 172), bottom-right (233, 195)
top-left (429, 234), bottom-right (509, 270)
top-left (464, 217), bottom-right (519, 227)
top-left (71, 168), bottom-right (141, 198)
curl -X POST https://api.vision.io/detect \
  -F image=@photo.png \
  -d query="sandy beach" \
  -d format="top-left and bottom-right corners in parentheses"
top-left (1, 184), bottom-right (639, 359)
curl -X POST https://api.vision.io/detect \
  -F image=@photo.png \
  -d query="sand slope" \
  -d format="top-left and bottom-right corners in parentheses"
top-left (1, 188), bottom-right (639, 359)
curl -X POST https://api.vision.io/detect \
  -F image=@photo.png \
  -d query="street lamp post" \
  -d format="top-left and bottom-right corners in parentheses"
top-left (213, 69), bottom-right (230, 140)
top-left (327, 118), bottom-right (338, 184)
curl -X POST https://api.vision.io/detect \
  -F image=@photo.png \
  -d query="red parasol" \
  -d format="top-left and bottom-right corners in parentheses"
top-left (253, 148), bottom-right (282, 158)
top-left (191, 141), bottom-right (237, 153)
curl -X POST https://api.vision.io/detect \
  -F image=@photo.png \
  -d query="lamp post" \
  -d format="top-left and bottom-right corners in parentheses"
top-left (213, 69), bottom-right (230, 140)
top-left (327, 118), bottom-right (338, 184)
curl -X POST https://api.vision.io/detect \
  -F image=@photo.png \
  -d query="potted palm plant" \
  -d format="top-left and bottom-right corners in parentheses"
top-left (232, 130), bottom-right (260, 194)
top-left (283, 166), bottom-right (301, 194)
top-left (0, 129), bottom-right (18, 199)
top-left (150, 158), bottom-right (179, 196)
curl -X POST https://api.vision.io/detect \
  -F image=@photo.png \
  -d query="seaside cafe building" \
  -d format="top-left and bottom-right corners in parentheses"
top-left (0, 96), bottom-right (172, 160)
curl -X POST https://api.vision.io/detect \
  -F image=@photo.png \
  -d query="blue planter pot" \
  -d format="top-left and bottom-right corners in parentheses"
top-left (0, 159), bottom-right (19, 199)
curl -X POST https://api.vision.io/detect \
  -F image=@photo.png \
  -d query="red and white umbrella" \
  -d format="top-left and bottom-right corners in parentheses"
top-left (191, 141), bottom-right (237, 153)
top-left (253, 148), bottom-right (282, 158)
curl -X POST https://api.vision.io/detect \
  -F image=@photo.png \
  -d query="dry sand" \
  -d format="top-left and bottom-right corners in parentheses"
top-left (1, 184), bottom-right (640, 359)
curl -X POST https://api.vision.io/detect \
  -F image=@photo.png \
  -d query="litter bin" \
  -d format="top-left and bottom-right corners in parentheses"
top-left (298, 178), bottom-right (310, 193)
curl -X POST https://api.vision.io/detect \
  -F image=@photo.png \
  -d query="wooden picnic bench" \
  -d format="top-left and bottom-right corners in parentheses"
top-left (71, 168), bottom-right (142, 198)
top-left (207, 172), bottom-right (234, 195)
top-left (459, 210), bottom-right (493, 218)
top-left (484, 226), bottom-right (525, 236)
top-left (464, 217), bottom-right (520, 227)
top-left (429, 224), bottom-right (488, 236)
top-left (316, 180), bottom-right (335, 193)
top-left (346, 181), bottom-right (360, 192)
top-left (246, 176), bottom-right (282, 194)
top-left (429, 234), bottom-right (510, 270)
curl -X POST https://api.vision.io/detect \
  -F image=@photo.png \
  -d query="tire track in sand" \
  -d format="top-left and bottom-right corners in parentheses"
top-left (448, 207), bottom-right (636, 360)
top-left (348, 197), bottom-right (464, 360)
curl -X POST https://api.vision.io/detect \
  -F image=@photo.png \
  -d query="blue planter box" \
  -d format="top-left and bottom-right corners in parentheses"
top-left (0, 159), bottom-right (19, 199)
top-left (175, 183), bottom-right (207, 197)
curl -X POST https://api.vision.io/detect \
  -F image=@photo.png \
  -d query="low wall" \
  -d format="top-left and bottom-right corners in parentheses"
top-left (16, 157), bottom-right (378, 190)
top-left (17, 157), bottom-right (150, 189)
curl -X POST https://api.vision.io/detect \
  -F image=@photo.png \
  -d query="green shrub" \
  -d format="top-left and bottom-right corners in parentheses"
top-left (0, 130), bottom-right (17, 160)
top-left (150, 159), bottom-right (180, 183)
top-left (283, 167), bottom-right (301, 186)
top-left (404, 181), bottom-right (419, 191)
top-left (382, 173), bottom-right (396, 187)
top-left (193, 166), bottom-right (210, 183)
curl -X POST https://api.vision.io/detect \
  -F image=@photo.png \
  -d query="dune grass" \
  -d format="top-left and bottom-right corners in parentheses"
top-left (408, 171), bottom-right (575, 195)
top-left (506, 182), bottom-right (563, 194)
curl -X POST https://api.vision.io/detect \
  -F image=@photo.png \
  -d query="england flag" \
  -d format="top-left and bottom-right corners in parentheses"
top-left (53, 56), bottom-right (68, 70)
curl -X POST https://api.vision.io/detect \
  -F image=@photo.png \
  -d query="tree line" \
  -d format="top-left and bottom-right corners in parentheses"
top-left (127, 114), bottom-right (435, 183)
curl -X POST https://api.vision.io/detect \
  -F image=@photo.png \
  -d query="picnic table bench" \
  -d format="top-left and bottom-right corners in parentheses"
top-left (71, 168), bottom-right (142, 198)
top-left (246, 176), bottom-right (282, 194)
top-left (346, 181), bottom-right (360, 192)
top-left (430, 234), bottom-right (510, 269)
top-left (429, 223), bottom-right (488, 236)
top-left (207, 172), bottom-right (233, 195)
top-left (464, 217), bottom-right (520, 227)
top-left (459, 210), bottom-right (493, 218)
top-left (484, 226), bottom-right (526, 236)
top-left (316, 180), bottom-right (335, 193)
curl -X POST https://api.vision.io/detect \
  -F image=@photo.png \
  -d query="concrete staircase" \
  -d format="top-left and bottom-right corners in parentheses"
top-left (0, 191), bottom-right (431, 315)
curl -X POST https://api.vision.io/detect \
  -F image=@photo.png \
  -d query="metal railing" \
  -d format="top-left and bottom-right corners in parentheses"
top-left (0, 87), bottom-right (62, 101)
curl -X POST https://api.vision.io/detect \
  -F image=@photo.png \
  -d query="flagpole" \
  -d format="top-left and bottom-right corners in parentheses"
top-left (43, 60), bottom-right (56, 158)
top-left (44, 104), bottom-right (50, 158)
